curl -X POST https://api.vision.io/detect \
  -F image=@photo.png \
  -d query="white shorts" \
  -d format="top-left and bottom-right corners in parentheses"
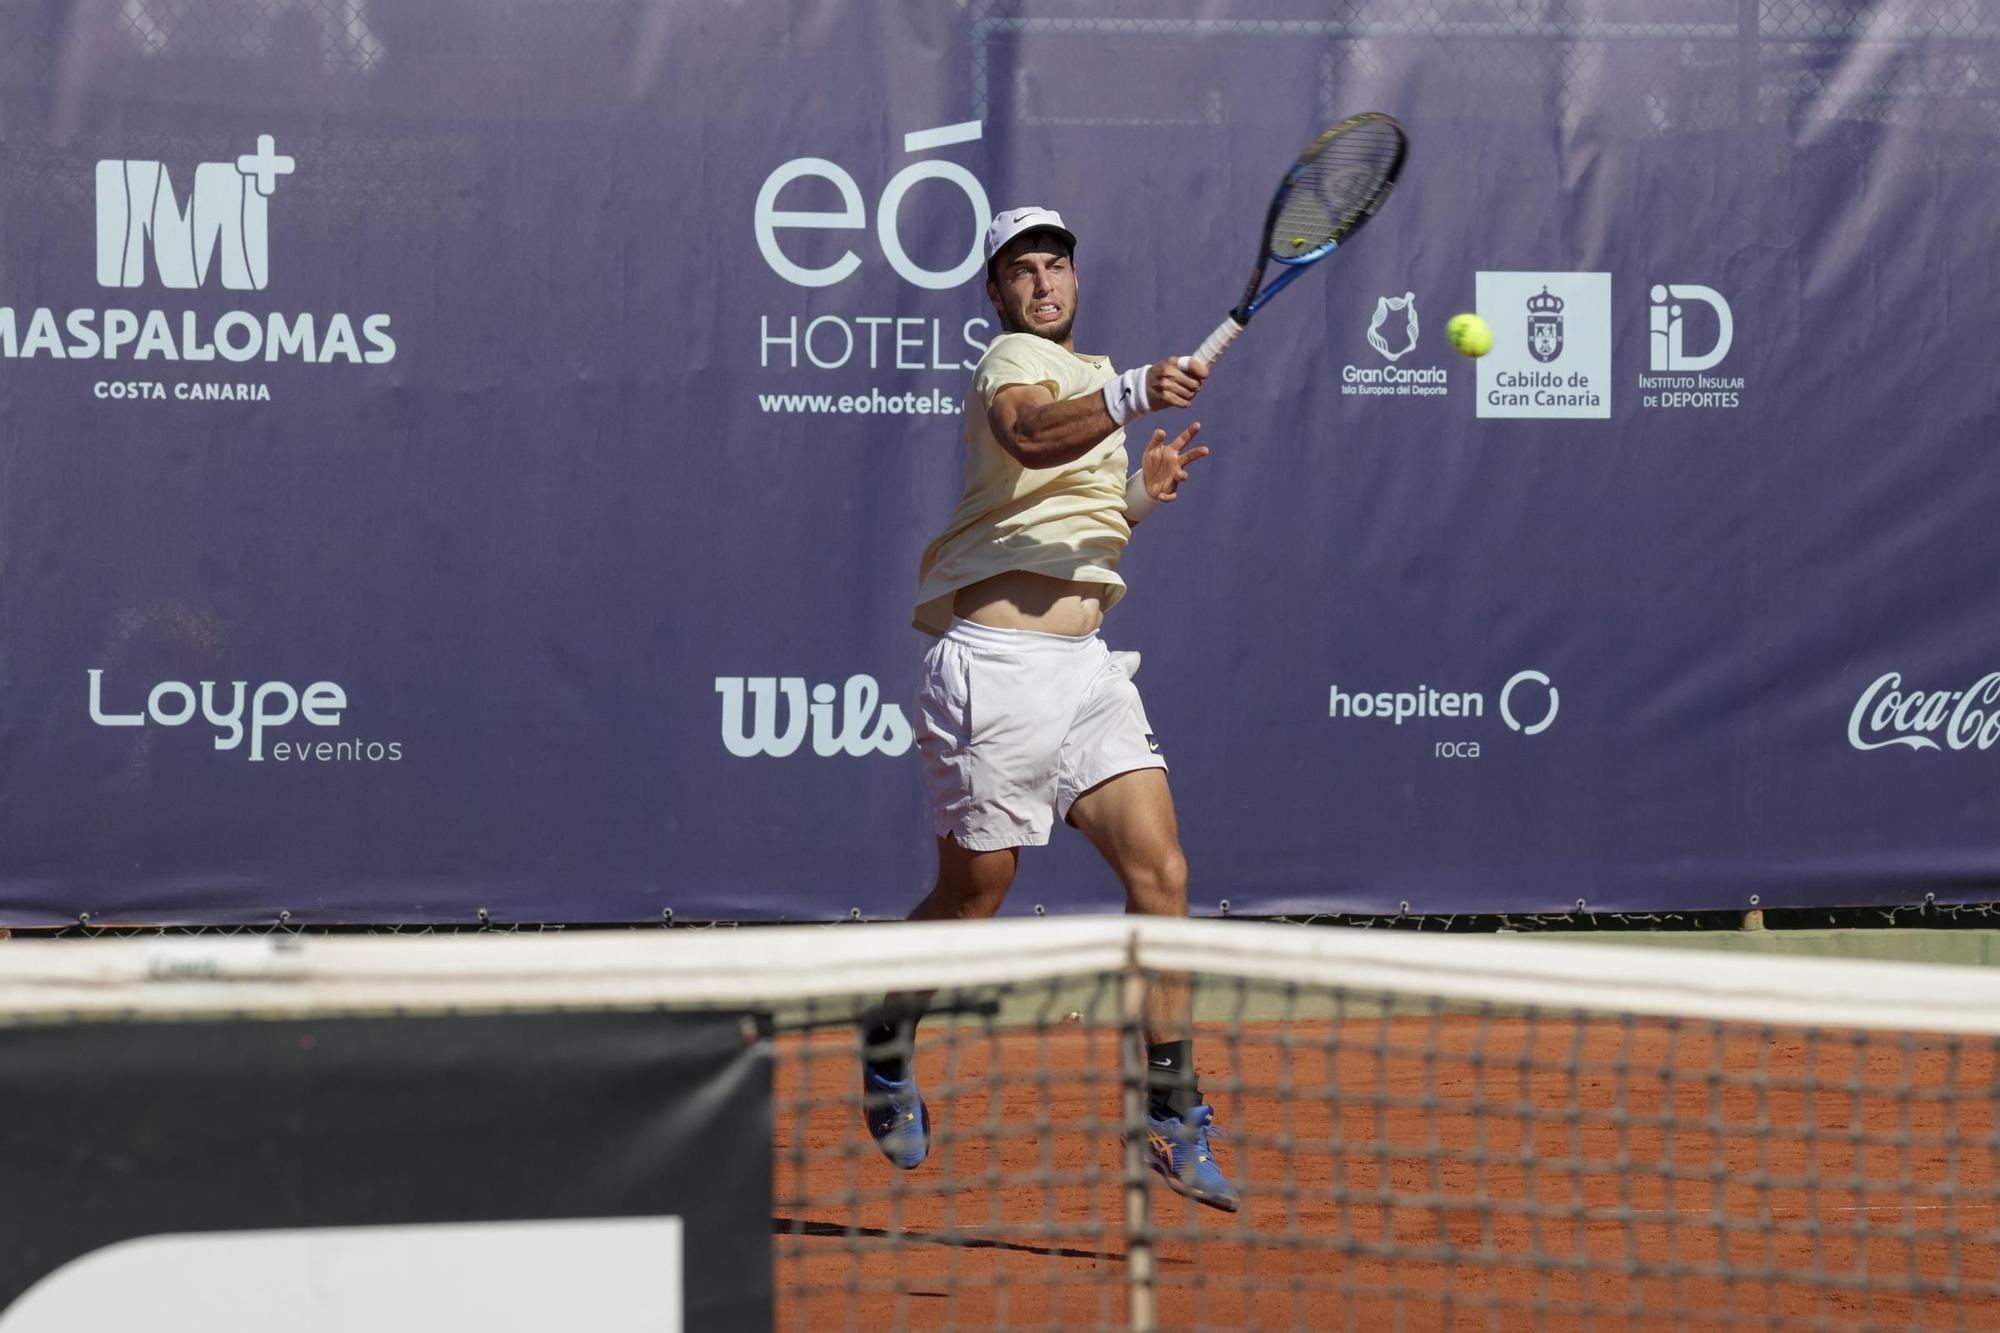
top-left (916, 618), bottom-right (1167, 851)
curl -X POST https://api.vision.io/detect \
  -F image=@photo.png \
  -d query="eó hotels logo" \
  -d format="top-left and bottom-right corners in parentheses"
top-left (1366, 293), bottom-right (1419, 361)
top-left (1526, 287), bottom-right (1564, 363)
top-left (97, 135), bottom-right (295, 291)
top-left (754, 122), bottom-right (996, 384)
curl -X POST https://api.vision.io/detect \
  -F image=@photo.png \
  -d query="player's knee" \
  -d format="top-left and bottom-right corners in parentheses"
top-left (1124, 847), bottom-right (1188, 916)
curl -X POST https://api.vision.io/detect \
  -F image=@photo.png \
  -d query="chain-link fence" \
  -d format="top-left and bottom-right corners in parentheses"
top-left (972, 0), bottom-right (2000, 151)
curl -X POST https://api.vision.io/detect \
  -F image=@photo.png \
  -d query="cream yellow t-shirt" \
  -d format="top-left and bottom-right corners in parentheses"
top-left (913, 332), bottom-right (1132, 636)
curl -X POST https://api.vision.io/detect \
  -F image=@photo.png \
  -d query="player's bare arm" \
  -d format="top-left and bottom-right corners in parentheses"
top-left (987, 355), bottom-right (1206, 469)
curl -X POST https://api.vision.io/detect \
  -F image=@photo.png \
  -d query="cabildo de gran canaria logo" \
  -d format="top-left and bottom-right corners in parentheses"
top-left (1, 135), bottom-right (396, 402)
top-left (1474, 272), bottom-right (1611, 420)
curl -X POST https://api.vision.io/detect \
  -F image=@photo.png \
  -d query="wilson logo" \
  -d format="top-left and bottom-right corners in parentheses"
top-left (716, 674), bottom-right (912, 758)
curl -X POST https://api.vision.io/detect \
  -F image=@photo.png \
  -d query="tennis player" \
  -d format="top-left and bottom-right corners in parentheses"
top-left (860, 206), bottom-right (1238, 1212)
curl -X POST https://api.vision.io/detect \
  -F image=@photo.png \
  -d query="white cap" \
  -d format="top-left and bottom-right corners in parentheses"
top-left (984, 206), bottom-right (1077, 266)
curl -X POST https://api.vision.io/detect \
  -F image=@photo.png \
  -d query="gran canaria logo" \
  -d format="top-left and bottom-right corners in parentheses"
top-left (1365, 292), bottom-right (1419, 361)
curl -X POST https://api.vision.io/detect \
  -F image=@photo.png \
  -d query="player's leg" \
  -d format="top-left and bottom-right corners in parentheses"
top-left (864, 836), bottom-right (1018, 1079)
top-left (860, 836), bottom-right (1019, 1170)
top-left (1061, 654), bottom-right (1240, 1212)
top-left (865, 621), bottom-right (1064, 1169)
top-left (1065, 767), bottom-right (1195, 1090)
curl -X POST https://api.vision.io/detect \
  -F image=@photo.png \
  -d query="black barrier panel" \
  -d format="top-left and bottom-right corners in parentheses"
top-left (0, 1010), bottom-right (771, 1331)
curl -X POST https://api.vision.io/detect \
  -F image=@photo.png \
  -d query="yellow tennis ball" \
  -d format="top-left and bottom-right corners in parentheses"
top-left (1446, 312), bottom-right (1492, 358)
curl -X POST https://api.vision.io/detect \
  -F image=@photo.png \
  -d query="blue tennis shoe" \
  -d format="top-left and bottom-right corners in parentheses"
top-left (1144, 1104), bottom-right (1240, 1212)
top-left (862, 1064), bottom-right (931, 1169)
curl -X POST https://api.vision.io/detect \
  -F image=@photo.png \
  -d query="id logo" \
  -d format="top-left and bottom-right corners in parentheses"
top-left (97, 135), bottom-right (294, 291)
top-left (1639, 284), bottom-right (1743, 409)
top-left (1475, 272), bottom-right (1611, 419)
top-left (1341, 291), bottom-right (1448, 399)
top-left (716, 675), bottom-right (912, 758)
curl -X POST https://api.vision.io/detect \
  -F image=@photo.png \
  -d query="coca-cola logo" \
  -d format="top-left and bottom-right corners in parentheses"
top-left (1847, 672), bottom-right (2000, 752)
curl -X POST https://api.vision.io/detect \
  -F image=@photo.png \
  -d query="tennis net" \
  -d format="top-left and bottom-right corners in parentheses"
top-left (7, 918), bottom-right (2000, 1330)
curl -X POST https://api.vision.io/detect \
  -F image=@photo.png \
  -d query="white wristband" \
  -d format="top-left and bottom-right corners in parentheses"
top-left (1102, 367), bottom-right (1151, 427)
top-left (1125, 469), bottom-right (1159, 522)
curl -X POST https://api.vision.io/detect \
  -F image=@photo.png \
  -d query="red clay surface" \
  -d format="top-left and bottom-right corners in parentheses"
top-left (773, 1015), bottom-right (2000, 1331)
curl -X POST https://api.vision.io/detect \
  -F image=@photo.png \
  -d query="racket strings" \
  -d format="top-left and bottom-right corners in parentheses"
top-left (1267, 120), bottom-right (1403, 260)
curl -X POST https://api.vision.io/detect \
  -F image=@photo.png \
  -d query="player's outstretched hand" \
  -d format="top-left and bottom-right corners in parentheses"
top-left (1146, 356), bottom-right (1207, 410)
top-left (1142, 421), bottom-right (1210, 504)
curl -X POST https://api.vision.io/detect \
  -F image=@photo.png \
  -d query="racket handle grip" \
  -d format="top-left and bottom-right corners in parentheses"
top-left (1183, 316), bottom-right (1246, 371)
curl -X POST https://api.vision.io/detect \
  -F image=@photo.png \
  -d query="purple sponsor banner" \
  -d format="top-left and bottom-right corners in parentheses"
top-left (2, 1), bottom-right (1997, 924)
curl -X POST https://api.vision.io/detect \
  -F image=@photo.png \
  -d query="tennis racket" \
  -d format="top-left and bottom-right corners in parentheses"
top-left (1185, 111), bottom-right (1407, 370)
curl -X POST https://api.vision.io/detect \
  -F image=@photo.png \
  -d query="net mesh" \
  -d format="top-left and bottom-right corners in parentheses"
top-left (8, 919), bottom-right (2000, 1330)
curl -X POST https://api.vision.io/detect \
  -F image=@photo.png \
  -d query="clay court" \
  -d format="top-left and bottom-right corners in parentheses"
top-left (775, 1010), bottom-right (2000, 1331)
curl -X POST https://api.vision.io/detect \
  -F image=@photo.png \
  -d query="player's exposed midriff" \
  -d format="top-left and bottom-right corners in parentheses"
top-left (954, 569), bottom-right (1106, 637)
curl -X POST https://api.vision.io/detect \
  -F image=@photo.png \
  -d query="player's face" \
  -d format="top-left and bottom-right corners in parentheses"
top-left (987, 237), bottom-right (1077, 344)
